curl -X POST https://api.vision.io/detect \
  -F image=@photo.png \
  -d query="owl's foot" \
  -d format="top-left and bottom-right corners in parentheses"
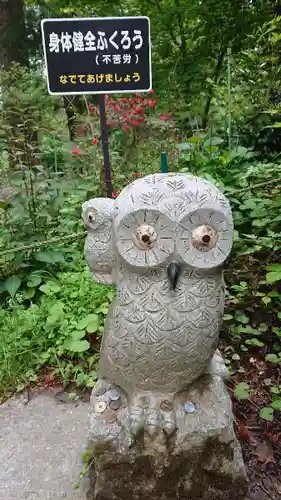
top-left (130, 393), bottom-right (177, 438)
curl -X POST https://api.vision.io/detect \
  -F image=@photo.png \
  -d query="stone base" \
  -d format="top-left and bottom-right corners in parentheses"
top-left (86, 375), bottom-right (247, 500)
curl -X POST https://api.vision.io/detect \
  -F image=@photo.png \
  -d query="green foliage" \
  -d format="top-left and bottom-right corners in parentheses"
top-left (259, 407), bottom-right (274, 421)
top-left (234, 382), bottom-right (252, 401)
top-left (0, 265), bottom-right (113, 401)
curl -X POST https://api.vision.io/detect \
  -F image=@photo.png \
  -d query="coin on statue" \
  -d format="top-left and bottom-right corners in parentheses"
top-left (95, 401), bottom-right (107, 413)
top-left (109, 400), bottom-right (122, 411)
top-left (183, 402), bottom-right (196, 414)
top-left (160, 400), bottom-right (173, 412)
top-left (103, 409), bottom-right (118, 423)
top-left (107, 390), bottom-right (121, 401)
top-left (137, 396), bottom-right (150, 409)
top-left (95, 387), bottom-right (106, 397)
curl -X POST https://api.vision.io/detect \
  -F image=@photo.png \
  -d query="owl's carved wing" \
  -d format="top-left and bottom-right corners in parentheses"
top-left (82, 197), bottom-right (115, 285)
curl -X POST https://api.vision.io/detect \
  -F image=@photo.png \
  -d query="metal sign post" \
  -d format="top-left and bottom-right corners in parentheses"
top-left (41, 16), bottom-right (152, 197)
top-left (98, 94), bottom-right (112, 198)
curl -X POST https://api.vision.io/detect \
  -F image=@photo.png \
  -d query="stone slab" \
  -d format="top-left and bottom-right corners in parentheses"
top-left (0, 393), bottom-right (88, 500)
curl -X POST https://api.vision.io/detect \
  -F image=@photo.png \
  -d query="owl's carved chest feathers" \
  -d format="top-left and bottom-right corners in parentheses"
top-left (100, 267), bottom-right (224, 393)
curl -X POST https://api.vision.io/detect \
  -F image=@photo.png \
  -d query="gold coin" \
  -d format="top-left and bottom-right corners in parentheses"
top-left (160, 400), bottom-right (173, 412)
top-left (95, 401), bottom-right (107, 413)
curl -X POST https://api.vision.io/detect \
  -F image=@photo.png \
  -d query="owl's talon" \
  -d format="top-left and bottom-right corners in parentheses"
top-left (130, 406), bottom-right (144, 436)
top-left (162, 412), bottom-right (177, 436)
top-left (129, 395), bottom-right (178, 438)
top-left (147, 424), bottom-right (158, 438)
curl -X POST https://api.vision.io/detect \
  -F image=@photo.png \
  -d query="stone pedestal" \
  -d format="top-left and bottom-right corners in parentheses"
top-left (86, 375), bottom-right (246, 500)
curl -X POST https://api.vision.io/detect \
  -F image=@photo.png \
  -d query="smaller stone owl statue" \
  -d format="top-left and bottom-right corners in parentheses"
top-left (82, 173), bottom-right (233, 436)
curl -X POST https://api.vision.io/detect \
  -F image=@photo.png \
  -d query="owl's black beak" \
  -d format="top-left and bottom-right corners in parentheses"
top-left (167, 262), bottom-right (181, 291)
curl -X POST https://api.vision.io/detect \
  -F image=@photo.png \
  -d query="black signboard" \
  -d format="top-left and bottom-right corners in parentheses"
top-left (41, 16), bottom-right (152, 95)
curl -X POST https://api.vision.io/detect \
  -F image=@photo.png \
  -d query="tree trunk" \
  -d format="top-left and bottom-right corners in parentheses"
top-left (202, 51), bottom-right (226, 130)
top-left (175, 0), bottom-right (187, 60)
top-left (0, 0), bottom-right (28, 68)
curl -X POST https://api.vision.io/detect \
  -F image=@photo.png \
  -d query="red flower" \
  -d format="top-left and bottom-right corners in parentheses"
top-left (121, 97), bottom-right (127, 102)
top-left (88, 103), bottom-right (93, 111)
top-left (132, 119), bottom-right (138, 127)
top-left (112, 191), bottom-right (118, 199)
top-left (149, 100), bottom-right (157, 108)
top-left (175, 137), bottom-right (181, 143)
top-left (129, 98), bottom-right (134, 105)
top-left (114, 104), bottom-right (119, 111)
top-left (149, 89), bottom-right (155, 94)
top-left (122, 125), bottom-right (129, 131)
top-left (72, 146), bottom-right (81, 155)
top-left (125, 118), bottom-right (131, 124)
top-left (273, 434), bottom-right (279, 442)
top-left (105, 94), bottom-right (109, 99)
top-left (92, 137), bottom-right (99, 145)
top-left (136, 171), bottom-right (141, 178)
top-left (160, 114), bottom-right (169, 121)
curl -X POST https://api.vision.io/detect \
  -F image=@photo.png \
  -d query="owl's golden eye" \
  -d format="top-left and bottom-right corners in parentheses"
top-left (191, 225), bottom-right (218, 251)
top-left (133, 224), bottom-right (158, 250)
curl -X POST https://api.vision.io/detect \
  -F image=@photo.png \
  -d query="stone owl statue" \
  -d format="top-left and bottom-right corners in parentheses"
top-left (82, 173), bottom-right (233, 437)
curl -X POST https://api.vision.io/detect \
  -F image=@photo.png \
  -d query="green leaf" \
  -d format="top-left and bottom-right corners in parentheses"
top-left (266, 272), bottom-right (281, 284)
top-left (265, 122), bottom-right (281, 128)
top-left (235, 313), bottom-right (249, 324)
top-left (271, 399), bottom-right (281, 410)
top-left (234, 382), bottom-right (252, 400)
top-left (186, 136), bottom-right (201, 143)
top-left (87, 317), bottom-right (100, 333)
top-left (46, 301), bottom-right (64, 327)
top-left (27, 275), bottom-right (42, 287)
top-left (35, 251), bottom-right (65, 264)
top-left (260, 407), bottom-right (274, 421)
top-left (267, 264), bottom-right (281, 272)
top-left (270, 387), bottom-right (280, 394)
top-left (64, 339), bottom-right (90, 353)
top-left (76, 314), bottom-right (99, 331)
top-left (265, 353), bottom-right (280, 364)
top-left (204, 137), bottom-right (224, 147)
top-left (39, 281), bottom-right (61, 295)
top-left (22, 287), bottom-right (36, 299)
top-left (245, 338), bottom-right (264, 347)
top-left (223, 314), bottom-right (233, 321)
top-left (262, 296), bottom-right (271, 305)
top-left (95, 303), bottom-right (109, 315)
top-left (70, 330), bottom-right (86, 340)
top-left (175, 142), bottom-right (192, 150)
top-left (4, 275), bottom-right (22, 296)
